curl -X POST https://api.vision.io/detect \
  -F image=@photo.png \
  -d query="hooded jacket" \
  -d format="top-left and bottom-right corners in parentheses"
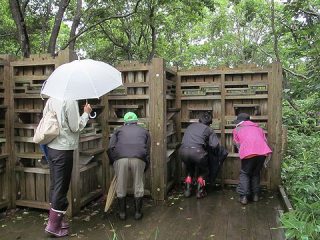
top-left (233, 120), bottom-right (272, 160)
top-left (44, 98), bottom-right (89, 150)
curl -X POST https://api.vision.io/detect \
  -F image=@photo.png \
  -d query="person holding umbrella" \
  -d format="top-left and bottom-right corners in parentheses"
top-left (44, 98), bottom-right (92, 237)
top-left (107, 112), bottom-right (151, 220)
top-left (233, 113), bottom-right (272, 205)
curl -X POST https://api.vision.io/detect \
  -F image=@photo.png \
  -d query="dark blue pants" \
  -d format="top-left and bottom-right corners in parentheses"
top-left (237, 155), bottom-right (265, 196)
top-left (47, 147), bottom-right (74, 211)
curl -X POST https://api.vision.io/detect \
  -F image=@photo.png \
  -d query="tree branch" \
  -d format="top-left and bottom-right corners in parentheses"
top-left (271, 0), bottom-right (280, 62)
top-left (60, 0), bottom-right (142, 51)
top-left (300, 9), bottom-right (320, 18)
top-left (283, 67), bottom-right (310, 80)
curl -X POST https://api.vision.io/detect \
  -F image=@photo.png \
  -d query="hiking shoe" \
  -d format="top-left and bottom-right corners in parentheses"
top-left (239, 196), bottom-right (248, 205)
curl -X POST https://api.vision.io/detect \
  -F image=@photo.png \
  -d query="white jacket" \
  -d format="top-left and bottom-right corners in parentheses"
top-left (43, 98), bottom-right (89, 150)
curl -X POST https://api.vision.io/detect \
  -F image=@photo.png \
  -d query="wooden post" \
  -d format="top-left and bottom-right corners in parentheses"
top-left (220, 73), bottom-right (226, 186)
top-left (0, 56), bottom-right (13, 209)
top-left (5, 55), bottom-right (16, 209)
top-left (268, 62), bottom-right (283, 189)
top-left (176, 74), bottom-right (182, 182)
top-left (149, 58), bottom-right (167, 201)
top-left (100, 95), bottom-right (109, 192)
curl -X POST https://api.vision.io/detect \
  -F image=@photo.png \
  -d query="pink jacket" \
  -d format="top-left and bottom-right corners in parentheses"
top-left (233, 121), bottom-right (272, 160)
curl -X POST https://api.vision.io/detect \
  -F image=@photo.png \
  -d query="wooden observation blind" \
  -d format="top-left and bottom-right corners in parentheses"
top-left (0, 53), bottom-right (282, 213)
top-left (177, 63), bottom-right (283, 189)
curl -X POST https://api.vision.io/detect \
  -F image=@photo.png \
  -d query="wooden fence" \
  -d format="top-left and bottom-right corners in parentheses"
top-left (177, 63), bottom-right (283, 189)
top-left (0, 53), bottom-right (283, 213)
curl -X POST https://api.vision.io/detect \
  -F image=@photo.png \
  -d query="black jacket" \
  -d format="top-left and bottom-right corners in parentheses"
top-left (107, 123), bottom-right (151, 168)
top-left (181, 122), bottom-right (219, 150)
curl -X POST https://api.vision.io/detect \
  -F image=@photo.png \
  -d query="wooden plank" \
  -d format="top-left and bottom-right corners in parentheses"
top-left (180, 82), bottom-right (221, 87)
top-left (35, 174), bottom-right (46, 201)
top-left (10, 60), bottom-right (58, 67)
top-left (149, 58), bottom-right (167, 201)
top-left (79, 148), bottom-right (105, 156)
top-left (13, 75), bottom-right (50, 81)
top-left (278, 185), bottom-right (293, 211)
top-left (178, 69), bottom-right (269, 76)
top-left (15, 166), bottom-right (49, 174)
top-left (181, 95), bottom-right (221, 100)
top-left (16, 152), bottom-right (42, 159)
top-left (80, 189), bottom-right (103, 207)
top-left (79, 162), bottom-right (98, 173)
top-left (15, 199), bottom-right (50, 209)
top-left (25, 172), bottom-right (36, 200)
top-left (268, 63), bottom-right (283, 189)
top-left (107, 95), bottom-right (149, 100)
top-left (225, 94), bottom-right (268, 99)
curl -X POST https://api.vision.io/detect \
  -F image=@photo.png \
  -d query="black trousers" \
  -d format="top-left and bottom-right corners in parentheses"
top-left (47, 147), bottom-right (74, 211)
top-left (179, 147), bottom-right (209, 178)
top-left (237, 155), bottom-right (265, 196)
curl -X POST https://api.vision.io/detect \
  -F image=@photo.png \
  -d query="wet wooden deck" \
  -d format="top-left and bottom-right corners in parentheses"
top-left (107, 187), bottom-right (286, 240)
top-left (0, 187), bottom-right (286, 240)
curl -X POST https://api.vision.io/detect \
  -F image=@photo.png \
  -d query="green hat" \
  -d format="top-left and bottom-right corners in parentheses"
top-left (123, 112), bottom-right (138, 123)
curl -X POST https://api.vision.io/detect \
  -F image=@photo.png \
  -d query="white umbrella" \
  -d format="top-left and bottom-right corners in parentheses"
top-left (41, 59), bottom-right (122, 101)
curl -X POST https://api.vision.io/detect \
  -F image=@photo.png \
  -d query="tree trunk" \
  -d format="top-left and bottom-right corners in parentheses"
top-left (9, 0), bottom-right (30, 57)
top-left (69, 0), bottom-right (82, 52)
top-left (41, 0), bottom-right (53, 52)
top-left (47, 0), bottom-right (71, 56)
top-left (147, 6), bottom-right (156, 63)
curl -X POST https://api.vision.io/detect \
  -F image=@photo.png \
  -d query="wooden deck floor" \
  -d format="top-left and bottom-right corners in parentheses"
top-left (0, 187), bottom-right (286, 240)
top-left (108, 187), bottom-right (286, 240)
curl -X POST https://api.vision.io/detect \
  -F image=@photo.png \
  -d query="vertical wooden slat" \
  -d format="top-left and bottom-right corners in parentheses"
top-left (220, 73), bottom-right (226, 186)
top-left (149, 58), bottom-right (167, 201)
top-left (268, 62), bottom-right (283, 189)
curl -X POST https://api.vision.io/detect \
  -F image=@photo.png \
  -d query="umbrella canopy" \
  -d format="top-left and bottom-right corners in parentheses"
top-left (41, 59), bottom-right (122, 100)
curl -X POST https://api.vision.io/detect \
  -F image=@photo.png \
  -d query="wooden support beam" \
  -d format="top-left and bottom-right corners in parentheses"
top-left (268, 62), bottom-right (283, 189)
top-left (149, 58), bottom-right (167, 201)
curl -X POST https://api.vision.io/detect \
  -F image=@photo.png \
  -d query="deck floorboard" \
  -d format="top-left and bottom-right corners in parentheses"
top-left (0, 187), bottom-right (286, 240)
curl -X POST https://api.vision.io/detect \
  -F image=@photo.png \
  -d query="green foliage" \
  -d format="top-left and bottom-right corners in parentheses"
top-left (0, 0), bottom-right (19, 53)
top-left (281, 200), bottom-right (320, 240)
top-left (281, 101), bottom-right (320, 239)
top-left (283, 95), bottom-right (320, 135)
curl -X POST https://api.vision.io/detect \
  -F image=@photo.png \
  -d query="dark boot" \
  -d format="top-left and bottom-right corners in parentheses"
top-left (45, 208), bottom-right (69, 237)
top-left (184, 176), bottom-right (192, 198)
top-left (134, 197), bottom-right (143, 220)
top-left (196, 176), bottom-right (207, 199)
top-left (117, 197), bottom-right (126, 220)
top-left (253, 193), bottom-right (259, 202)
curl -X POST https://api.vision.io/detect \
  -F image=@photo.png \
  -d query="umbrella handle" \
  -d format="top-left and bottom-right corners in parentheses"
top-left (89, 112), bottom-right (97, 119)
